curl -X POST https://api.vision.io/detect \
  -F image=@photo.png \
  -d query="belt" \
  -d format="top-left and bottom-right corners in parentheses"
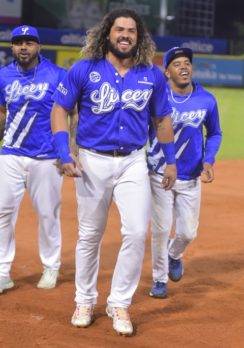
top-left (82, 147), bottom-right (143, 157)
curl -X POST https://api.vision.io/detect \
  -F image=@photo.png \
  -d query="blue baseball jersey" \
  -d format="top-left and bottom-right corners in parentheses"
top-left (52, 58), bottom-right (172, 152)
top-left (0, 55), bottom-right (66, 158)
top-left (147, 82), bottom-right (222, 180)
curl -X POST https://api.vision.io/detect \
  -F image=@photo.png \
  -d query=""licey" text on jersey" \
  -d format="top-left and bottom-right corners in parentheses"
top-left (90, 82), bottom-right (153, 114)
top-left (5, 80), bottom-right (49, 103)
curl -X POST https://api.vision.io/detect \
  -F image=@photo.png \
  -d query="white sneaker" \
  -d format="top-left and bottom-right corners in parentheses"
top-left (0, 276), bottom-right (14, 294)
top-left (71, 305), bottom-right (94, 328)
top-left (106, 306), bottom-right (133, 336)
top-left (37, 269), bottom-right (59, 289)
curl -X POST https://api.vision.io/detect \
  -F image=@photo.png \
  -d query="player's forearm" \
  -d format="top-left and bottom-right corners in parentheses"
top-left (51, 103), bottom-right (69, 134)
top-left (51, 103), bottom-right (74, 164)
top-left (68, 106), bottom-right (78, 156)
top-left (69, 107), bottom-right (78, 142)
top-left (155, 115), bottom-right (176, 165)
top-left (155, 115), bottom-right (174, 143)
top-left (0, 106), bottom-right (6, 141)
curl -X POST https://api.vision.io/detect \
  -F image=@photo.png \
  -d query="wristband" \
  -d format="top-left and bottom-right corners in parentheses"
top-left (203, 155), bottom-right (215, 165)
top-left (53, 131), bottom-right (73, 164)
top-left (160, 141), bottom-right (176, 164)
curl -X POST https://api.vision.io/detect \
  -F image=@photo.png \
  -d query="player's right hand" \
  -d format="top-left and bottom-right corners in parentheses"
top-left (161, 164), bottom-right (177, 190)
top-left (201, 162), bottom-right (214, 183)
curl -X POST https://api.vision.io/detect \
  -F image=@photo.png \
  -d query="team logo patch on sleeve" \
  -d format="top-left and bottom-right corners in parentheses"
top-left (57, 82), bottom-right (68, 95)
top-left (89, 71), bottom-right (101, 83)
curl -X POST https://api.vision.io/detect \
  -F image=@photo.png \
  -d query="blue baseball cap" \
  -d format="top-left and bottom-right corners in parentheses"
top-left (11, 25), bottom-right (40, 43)
top-left (163, 47), bottom-right (193, 69)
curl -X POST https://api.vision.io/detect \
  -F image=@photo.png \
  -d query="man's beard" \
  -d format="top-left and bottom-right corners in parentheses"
top-left (107, 39), bottom-right (138, 59)
top-left (13, 51), bottom-right (38, 68)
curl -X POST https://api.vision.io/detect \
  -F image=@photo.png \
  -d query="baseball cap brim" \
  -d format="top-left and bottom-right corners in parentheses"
top-left (11, 35), bottom-right (40, 43)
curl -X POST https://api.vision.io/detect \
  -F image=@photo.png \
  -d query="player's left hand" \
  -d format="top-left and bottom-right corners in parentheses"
top-left (55, 154), bottom-right (82, 177)
top-left (161, 164), bottom-right (177, 190)
top-left (201, 162), bottom-right (214, 183)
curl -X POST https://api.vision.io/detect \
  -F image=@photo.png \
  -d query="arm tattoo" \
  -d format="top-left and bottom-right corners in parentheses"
top-left (68, 106), bottom-right (78, 155)
top-left (69, 108), bottom-right (78, 143)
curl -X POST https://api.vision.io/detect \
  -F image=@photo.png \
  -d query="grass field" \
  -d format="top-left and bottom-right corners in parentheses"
top-left (208, 87), bottom-right (244, 160)
top-left (0, 87), bottom-right (243, 160)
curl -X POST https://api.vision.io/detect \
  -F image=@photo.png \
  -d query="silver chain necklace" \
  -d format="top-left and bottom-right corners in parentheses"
top-left (16, 63), bottom-right (38, 82)
top-left (170, 86), bottom-right (193, 104)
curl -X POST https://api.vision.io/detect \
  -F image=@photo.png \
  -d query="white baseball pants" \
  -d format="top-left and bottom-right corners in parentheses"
top-left (0, 155), bottom-right (63, 277)
top-left (150, 172), bottom-right (201, 283)
top-left (74, 148), bottom-right (151, 308)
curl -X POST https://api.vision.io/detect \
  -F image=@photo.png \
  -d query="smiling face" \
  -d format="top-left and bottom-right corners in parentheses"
top-left (12, 39), bottom-right (40, 69)
top-left (107, 16), bottom-right (138, 59)
top-left (165, 55), bottom-right (193, 89)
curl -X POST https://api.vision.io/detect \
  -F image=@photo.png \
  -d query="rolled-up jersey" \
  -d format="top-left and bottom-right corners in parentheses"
top-left (0, 56), bottom-right (66, 158)
top-left (147, 82), bottom-right (222, 180)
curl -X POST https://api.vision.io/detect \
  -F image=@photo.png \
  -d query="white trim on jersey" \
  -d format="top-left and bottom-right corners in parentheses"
top-left (176, 139), bottom-right (190, 159)
top-left (3, 101), bottom-right (37, 149)
top-left (12, 112), bottom-right (37, 148)
top-left (4, 101), bottom-right (29, 147)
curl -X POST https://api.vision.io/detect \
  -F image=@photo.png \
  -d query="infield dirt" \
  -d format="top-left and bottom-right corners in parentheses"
top-left (0, 159), bottom-right (243, 348)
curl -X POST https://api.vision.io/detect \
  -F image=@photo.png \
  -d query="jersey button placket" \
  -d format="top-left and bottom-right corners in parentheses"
top-left (118, 75), bottom-right (127, 152)
top-left (115, 72), bottom-right (119, 84)
top-left (116, 74), bottom-right (124, 151)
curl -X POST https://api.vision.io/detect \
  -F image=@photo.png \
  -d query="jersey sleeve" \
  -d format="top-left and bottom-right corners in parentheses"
top-left (149, 65), bottom-right (172, 118)
top-left (0, 76), bottom-right (6, 107)
top-left (52, 61), bottom-right (85, 111)
top-left (203, 98), bottom-right (222, 164)
top-left (57, 67), bottom-right (67, 83)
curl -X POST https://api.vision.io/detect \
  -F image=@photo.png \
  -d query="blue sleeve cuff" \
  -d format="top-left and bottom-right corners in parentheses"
top-left (203, 157), bottom-right (215, 165)
top-left (52, 131), bottom-right (73, 164)
top-left (204, 134), bottom-right (222, 165)
top-left (160, 141), bottom-right (176, 164)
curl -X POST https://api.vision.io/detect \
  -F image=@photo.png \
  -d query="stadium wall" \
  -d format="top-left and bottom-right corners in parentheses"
top-left (1, 42), bottom-right (244, 87)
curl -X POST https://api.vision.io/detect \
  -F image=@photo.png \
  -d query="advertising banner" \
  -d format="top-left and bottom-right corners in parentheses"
top-left (193, 57), bottom-right (244, 86)
top-left (0, 25), bottom-right (228, 55)
top-left (0, 26), bottom-right (85, 46)
top-left (154, 35), bottom-right (228, 55)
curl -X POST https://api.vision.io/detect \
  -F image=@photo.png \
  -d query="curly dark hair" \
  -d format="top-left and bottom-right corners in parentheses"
top-left (81, 8), bottom-right (156, 65)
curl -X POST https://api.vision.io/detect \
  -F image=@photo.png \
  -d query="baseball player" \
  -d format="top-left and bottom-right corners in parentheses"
top-left (0, 25), bottom-right (67, 293)
top-left (147, 47), bottom-right (222, 298)
top-left (51, 9), bottom-right (176, 336)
